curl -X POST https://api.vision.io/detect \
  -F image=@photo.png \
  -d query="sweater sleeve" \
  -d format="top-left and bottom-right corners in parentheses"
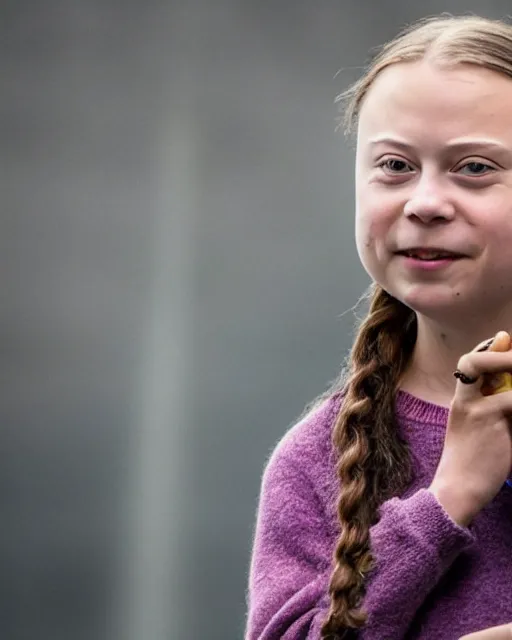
top-left (245, 447), bottom-right (476, 640)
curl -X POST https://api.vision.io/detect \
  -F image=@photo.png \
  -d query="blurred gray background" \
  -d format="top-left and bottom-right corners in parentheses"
top-left (3, 1), bottom-right (511, 639)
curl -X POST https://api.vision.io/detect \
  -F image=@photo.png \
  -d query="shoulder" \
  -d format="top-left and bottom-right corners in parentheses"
top-left (261, 393), bottom-right (343, 504)
top-left (274, 394), bottom-right (342, 465)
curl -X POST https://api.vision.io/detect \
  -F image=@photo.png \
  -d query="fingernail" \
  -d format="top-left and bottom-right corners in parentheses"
top-left (476, 338), bottom-right (495, 352)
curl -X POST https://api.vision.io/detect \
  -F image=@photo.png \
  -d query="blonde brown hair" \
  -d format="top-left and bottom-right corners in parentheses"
top-left (320, 14), bottom-right (512, 639)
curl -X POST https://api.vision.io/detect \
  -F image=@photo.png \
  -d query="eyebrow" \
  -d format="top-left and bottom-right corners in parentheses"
top-left (368, 136), bottom-right (511, 155)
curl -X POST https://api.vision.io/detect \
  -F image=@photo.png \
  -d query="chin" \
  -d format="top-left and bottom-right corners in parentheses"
top-left (390, 283), bottom-right (474, 317)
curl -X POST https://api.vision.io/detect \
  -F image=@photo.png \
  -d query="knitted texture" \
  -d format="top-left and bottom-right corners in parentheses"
top-left (246, 391), bottom-right (512, 639)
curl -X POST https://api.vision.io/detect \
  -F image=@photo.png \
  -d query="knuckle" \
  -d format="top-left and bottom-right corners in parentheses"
top-left (457, 353), bottom-right (476, 374)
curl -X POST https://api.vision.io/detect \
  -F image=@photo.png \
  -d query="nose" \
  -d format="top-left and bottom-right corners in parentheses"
top-left (403, 178), bottom-right (455, 224)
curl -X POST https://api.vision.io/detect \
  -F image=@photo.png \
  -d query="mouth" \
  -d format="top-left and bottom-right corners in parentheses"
top-left (394, 247), bottom-right (468, 272)
top-left (395, 248), bottom-right (466, 261)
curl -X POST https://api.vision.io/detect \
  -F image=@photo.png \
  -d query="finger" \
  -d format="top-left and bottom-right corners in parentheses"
top-left (482, 332), bottom-right (512, 396)
top-left (455, 332), bottom-right (512, 401)
top-left (490, 331), bottom-right (512, 352)
top-left (459, 622), bottom-right (512, 639)
top-left (475, 336), bottom-right (496, 352)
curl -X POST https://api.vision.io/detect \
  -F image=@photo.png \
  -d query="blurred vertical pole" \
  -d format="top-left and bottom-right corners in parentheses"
top-left (122, 125), bottom-right (196, 640)
top-left (110, 5), bottom-right (199, 639)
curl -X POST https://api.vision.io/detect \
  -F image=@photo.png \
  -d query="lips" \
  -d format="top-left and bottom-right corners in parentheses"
top-left (396, 248), bottom-right (465, 260)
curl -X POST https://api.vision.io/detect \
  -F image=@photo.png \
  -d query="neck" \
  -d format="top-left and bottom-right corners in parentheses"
top-left (399, 313), bottom-right (512, 408)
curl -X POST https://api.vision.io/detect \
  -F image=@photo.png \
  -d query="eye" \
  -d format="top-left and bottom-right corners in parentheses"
top-left (456, 161), bottom-right (496, 176)
top-left (378, 158), bottom-right (414, 174)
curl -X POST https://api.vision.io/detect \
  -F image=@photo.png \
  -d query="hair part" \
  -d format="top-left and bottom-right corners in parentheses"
top-left (322, 13), bottom-right (512, 638)
top-left (337, 13), bottom-right (512, 136)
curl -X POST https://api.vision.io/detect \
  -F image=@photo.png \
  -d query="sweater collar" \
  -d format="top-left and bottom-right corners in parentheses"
top-left (395, 389), bottom-right (449, 427)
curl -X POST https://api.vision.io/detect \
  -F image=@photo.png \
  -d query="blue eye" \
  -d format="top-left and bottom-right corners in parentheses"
top-left (458, 162), bottom-right (495, 176)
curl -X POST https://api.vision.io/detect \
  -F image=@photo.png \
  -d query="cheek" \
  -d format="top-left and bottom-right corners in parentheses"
top-left (356, 217), bottom-right (378, 252)
top-left (475, 199), bottom-right (512, 261)
top-left (355, 214), bottom-right (390, 281)
top-left (355, 193), bottom-right (393, 254)
top-left (488, 229), bottom-right (512, 278)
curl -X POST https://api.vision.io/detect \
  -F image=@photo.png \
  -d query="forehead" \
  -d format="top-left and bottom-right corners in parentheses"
top-left (357, 60), bottom-right (512, 145)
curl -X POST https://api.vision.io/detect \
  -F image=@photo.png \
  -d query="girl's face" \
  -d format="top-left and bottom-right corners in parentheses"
top-left (355, 60), bottom-right (512, 324)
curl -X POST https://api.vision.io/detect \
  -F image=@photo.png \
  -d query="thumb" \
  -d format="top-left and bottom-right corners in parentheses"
top-left (481, 331), bottom-right (512, 396)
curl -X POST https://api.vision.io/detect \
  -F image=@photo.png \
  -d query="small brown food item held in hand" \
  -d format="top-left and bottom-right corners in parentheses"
top-left (481, 331), bottom-right (512, 395)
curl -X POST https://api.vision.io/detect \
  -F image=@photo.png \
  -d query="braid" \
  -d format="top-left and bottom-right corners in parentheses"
top-left (320, 283), bottom-right (417, 639)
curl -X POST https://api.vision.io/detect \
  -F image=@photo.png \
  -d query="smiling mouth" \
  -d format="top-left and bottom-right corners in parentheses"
top-left (396, 249), bottom-right (465, 261)
top-left (395, 254), bottom-right (465, 272)
top-left (399, 255), bottom-right (461, 263)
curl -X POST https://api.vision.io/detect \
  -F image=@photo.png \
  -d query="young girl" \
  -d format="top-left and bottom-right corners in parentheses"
top-left (245, 14), bottom-right (512, 640)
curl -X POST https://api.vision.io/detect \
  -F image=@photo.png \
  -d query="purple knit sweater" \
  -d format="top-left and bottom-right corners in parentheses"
top-left (245, 390), bottom-right (512, 639)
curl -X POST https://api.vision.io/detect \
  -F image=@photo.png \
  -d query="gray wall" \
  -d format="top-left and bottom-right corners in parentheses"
top-left (3, 1), bottom-right (511, 639)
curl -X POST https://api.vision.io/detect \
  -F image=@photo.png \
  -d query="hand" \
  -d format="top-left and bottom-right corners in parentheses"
top-left (459, 622), bottom-right (512, 639)
top-left (429, 331), bottom-right (512, 527)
